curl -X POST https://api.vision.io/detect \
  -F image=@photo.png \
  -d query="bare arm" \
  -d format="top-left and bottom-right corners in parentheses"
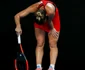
top-left (45, 3), bottom-right (55, 29)
top-left (14, 2), bottom-right (41, 27)
top-left (45, 3), bottom-right (59, 38)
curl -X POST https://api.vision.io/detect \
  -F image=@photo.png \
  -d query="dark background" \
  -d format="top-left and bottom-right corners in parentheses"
top-left (0, 0), bottom-right (83, 70)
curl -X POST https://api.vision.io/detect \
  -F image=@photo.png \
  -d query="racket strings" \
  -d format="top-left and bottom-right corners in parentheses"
top-left (14, 59), bottom-right (28, 70)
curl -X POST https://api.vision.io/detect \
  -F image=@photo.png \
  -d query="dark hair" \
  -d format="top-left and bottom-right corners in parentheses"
top-left (34, 9), bottom-right (46, 25)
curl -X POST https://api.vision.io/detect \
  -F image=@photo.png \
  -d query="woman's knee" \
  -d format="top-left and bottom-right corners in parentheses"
top-left (35, 28), bottom-right (45, 48)
top-left (37, 42), bottom-right (45, 48)
top-left (36, 38), bottom-right (45, 47)
top-left (48, 34), bottom-right (59, 48)
top-left (49, 44), bottom-right (57, 48)
top-left (49, 40), bottom-right (57, 48)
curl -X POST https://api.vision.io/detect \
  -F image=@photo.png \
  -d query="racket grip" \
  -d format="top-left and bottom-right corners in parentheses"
top-left (17, 34), bottom-right (21, 44)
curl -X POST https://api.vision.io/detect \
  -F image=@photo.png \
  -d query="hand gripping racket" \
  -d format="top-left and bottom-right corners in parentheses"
top-left (14, 34), bottom-right (29, 70)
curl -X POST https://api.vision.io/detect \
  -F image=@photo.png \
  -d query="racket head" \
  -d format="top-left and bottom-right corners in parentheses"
top-left (14, 53), bottom-right (29, 70)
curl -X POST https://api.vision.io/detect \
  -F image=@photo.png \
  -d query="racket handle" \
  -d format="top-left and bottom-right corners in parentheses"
top-left (17, 34), bottom-right (21, 44)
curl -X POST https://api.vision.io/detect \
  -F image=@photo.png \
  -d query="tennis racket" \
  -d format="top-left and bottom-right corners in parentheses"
top-left (14, 34), bottom-right (29, 70)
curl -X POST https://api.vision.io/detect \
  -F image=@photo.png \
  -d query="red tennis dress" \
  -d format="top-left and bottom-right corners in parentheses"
top-left (34, 0), bottom-right (60, 32)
